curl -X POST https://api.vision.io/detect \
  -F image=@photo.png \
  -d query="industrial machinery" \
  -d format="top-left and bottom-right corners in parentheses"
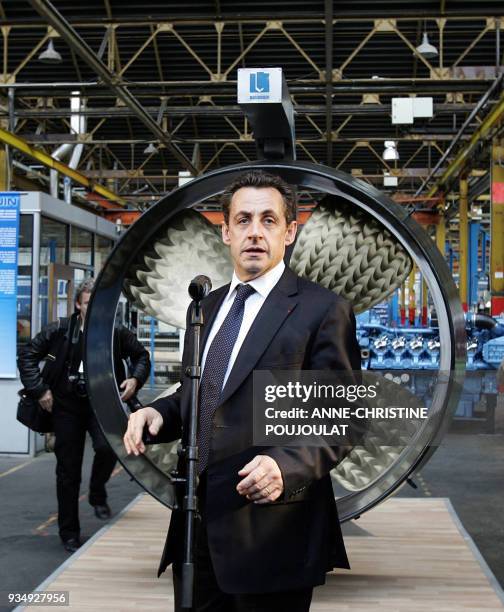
top-left (357, 311), bottom-right (504, 372)
top-left (85, 68), bottom-right (466, 523)
top-left (356, 308), bottom-right (503, 428)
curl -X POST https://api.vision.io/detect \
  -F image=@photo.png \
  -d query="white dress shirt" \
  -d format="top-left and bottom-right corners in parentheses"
top-left (201, 260), bottom-right (285, 389)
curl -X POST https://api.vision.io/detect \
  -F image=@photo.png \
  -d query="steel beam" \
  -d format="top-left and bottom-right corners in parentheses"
top-left (0, 79), bottom-right (493, 95)
top-left (17, 135), bottom-right (468, 145)
top-left (28, 0), bottom-right (197, 175)
top-left (418, 72), bottom-right (504, 196)
top-left (2, 10), bottom-right (504, 28)
top-left (0, 126), bottom-right (126, 206)
top-left (6, 102), bottom-right (478, 120)
top-left (427, 80), bottom-right (504, 196)
top-left (77, 168), bottom-right (444, 180)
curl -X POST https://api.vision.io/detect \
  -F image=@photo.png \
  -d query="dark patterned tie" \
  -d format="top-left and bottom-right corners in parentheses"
top-left (198, 283), bottom-right (256, 473)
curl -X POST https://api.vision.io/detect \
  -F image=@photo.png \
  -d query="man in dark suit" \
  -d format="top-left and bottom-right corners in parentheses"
top-left (19, 278), bottom-right (151, 553)
top-left (123, 170), bottom-right (361, 611)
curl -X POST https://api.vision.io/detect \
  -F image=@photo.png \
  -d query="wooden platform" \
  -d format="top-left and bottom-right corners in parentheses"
top-left (24, 495), bottom-right (504, 611)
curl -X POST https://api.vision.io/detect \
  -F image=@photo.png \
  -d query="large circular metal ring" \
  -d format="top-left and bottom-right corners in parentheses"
top-left (85, 160), bottom-right (466, 521)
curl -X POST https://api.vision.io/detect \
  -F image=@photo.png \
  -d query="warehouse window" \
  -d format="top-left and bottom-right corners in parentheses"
top-left (40, 217), bottom-right (67, 266)
top-left (94, 235), bottom-right (114, 272)
top-left (39, 217), bottom-right (68, 328)
top-left (17, 215), bottom-right (33, 346)
top-left (70, 226), bottom-right (93, 266)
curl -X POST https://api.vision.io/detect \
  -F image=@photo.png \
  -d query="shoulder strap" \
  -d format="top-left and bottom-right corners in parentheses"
top-left (42, 316), bottom-right (74, 386)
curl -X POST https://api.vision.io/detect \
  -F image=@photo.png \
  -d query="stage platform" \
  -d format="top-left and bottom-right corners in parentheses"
top-left (21, 494), bottom-right (504, 611)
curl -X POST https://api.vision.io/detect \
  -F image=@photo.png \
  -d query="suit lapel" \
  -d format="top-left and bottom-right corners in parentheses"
top-left (199, 284), bottom-right (229, 359)
top-left (220, 268), bottom-right (299, 405)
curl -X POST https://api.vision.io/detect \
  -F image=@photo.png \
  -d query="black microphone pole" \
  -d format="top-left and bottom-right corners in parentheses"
top-left (178, 275), bottom-right (211, 610)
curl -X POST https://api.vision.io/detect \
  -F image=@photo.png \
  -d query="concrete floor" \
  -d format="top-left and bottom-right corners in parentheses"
top-left (0, 447), bottom-right (144, 612)
top-left (0, 425), bottom-right (502, 611)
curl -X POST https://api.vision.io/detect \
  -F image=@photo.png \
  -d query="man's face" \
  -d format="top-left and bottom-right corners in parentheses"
top-left (222, 187), bottom-right (297, 281)
top-left (75, 291), bottom-right (91, 322)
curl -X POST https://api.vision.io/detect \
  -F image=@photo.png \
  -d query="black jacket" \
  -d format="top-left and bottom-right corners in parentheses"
top-left (149, 268), bottom-right (362, 594)
top-left (17, 313), bottom-right (150, 400)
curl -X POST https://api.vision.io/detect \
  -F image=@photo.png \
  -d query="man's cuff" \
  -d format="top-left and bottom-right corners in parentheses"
top-left (261, 447), bottom-right (310, 500)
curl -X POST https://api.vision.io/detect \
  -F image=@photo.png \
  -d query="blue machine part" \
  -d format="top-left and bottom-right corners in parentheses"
top-left (357, 323), bottom-right (442, 370)
top-left (356, 309), bottom-right (503, 422)
top-left (482, 336), bottom-right (504, 366)
top-left (357, 313), bottom-right (504, 372)
top-left (450, 371), bottom-right (496, 416)
top-left (468, 221), bottom-right (480, 308)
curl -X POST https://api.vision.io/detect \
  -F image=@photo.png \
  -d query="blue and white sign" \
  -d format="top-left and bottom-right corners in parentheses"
top-left (238, 67), bottom-right (283, 103)
top-left (0, 192), bottom-right (20, 378)
top-left (250, 71), bottom-right (270, 94)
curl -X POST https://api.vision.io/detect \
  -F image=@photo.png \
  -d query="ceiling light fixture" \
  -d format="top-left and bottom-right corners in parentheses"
top-left (383, 141), bottom-right (399, 161)
top-left (38, 39), bottom-right (62, 64)
top-left (143, 143), bottom-right (158, 155)
top-left (415, 31), bottom-right (438, 60)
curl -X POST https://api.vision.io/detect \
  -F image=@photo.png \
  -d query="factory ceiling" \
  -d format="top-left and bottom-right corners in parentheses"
top-left (0, 0), bottom-right (503, 210)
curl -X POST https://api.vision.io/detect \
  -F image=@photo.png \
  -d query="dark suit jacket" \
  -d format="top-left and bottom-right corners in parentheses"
top-left (149, 267), bottom-right (361, 594)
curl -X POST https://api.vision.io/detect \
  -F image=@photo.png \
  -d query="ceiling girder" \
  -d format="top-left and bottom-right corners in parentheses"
top-left (2, 10), bottom-right (504, 28)
top-left (0, 125), bottom-right (126, 205)
top-left (0, 4), bottom-right (500, 201)
top-left (5, 103), bottom-right (479, 120)
top-left (28, 0), bottom-right (198, 175)
top-left (0, 80), bottom-right (495, 95)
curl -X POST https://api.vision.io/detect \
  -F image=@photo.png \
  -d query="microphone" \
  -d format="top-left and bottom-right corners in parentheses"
top-left (188, 275), bottom-right (212, 301)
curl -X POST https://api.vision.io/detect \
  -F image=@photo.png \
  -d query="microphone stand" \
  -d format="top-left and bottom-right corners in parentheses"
top-left (172, 296), bottom-right (204, 610)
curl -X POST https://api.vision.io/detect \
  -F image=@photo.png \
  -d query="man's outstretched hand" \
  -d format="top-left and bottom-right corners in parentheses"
top-left (236, 455), bottom-right (284, 504)
top-left (123, 407), bottom-right (164, 456)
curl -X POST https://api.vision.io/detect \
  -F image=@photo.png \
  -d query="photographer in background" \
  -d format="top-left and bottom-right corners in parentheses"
top-left (18, 278), bottom-right (150, 553)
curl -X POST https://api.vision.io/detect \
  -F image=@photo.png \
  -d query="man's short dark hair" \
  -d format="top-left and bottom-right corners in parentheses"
top-left (75, 277), bottom-right (94, 304)
top-left (220, 171), bottom-right (296, 225)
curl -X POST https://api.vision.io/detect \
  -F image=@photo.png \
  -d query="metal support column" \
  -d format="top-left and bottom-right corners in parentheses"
top-left (421, 277), bottom-right (428, 326)
top-left (436, 208), bottom-right (446, 257)
top-left (400, 281), bottom-right (406, 326)
top-left (468, 221), bottom-right (480, 309)
top-left (408, 263), bottom-right (416, 326)
top-left (31, 212), bottom-right (41, 337)
top-left (459, 177), bottom-right (469, 311)
top-left (0, 147), bottom-right (7, 190)
top-left (390, 290), bottom-right (399, 326)
top-left (481, 230), bottom-right (488, 282)
top-left (491, 146), bottom-right (504, 315)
